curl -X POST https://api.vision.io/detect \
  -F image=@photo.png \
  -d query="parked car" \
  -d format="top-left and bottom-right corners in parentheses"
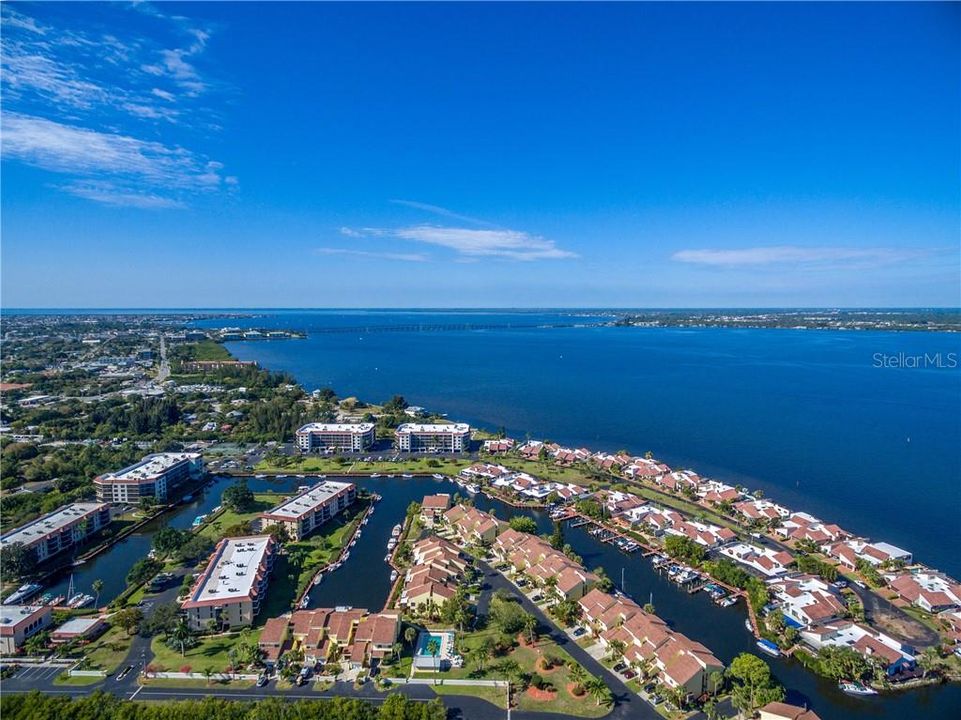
top-left (623, 670), bottom-right (637, 680)
top-left (613, 662), bottom-right (627, 673)
top-left (256, 674), bottom-right (269, 687)
top-left (572, 627), bottom-right (586, 637)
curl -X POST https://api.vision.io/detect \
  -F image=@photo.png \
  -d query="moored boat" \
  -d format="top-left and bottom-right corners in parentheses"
top-left (756, 639), bottom-right (780, 657)
top-left (4, 582), bottom-right (43, 605)
top-left (839, 681), bottom-right (878, 696)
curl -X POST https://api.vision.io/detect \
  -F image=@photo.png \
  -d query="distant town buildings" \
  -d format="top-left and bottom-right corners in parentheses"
top-left (0, 502), bottom-right (111, 565)
top-left (94, 452), bottom-right (204, 504)
top-left (295, 422), bottom-right (376, 453)
top-left (258, 480), bottom-right (356, 541)
top-left (0, 605), bottom-right (53, 654)
top-left (181, 535), bottom-right (277, 631)
top-left (395, 423), bottom-right (470, 453)
top-left (182, 360), bottom-right (257, 373)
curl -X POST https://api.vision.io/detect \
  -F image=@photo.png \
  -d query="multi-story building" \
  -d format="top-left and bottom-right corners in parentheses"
top-left (395, 423), bottom-right (470, 453)
top-left (419, 494), bottom-right (452, 526)
top-left (258, 480), bottom-right (356, 541)
top-left (181, 536), bottom-right (276, 631)
top-left (0, 503), bottom-right (111, 565)
top-left (94, 452), bottom-right (205, 504)
top-left (295, 423), bottom-right (376, 453)
top-left (0, 605), bottom-right (53, 654)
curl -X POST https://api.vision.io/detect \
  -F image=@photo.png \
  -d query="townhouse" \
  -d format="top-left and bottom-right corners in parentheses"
top-left (623, 457), bottom-right (672, 479)
top-left (400, 536), bottom-right (467, 611)
top-left (294, 422), bottom-right (376, 453)
top-left (419, 494), bottom-right (452, 526)
top-left (888, 571), bottom-right (961, 613)
top-left (94, 452), bottom-right (205, 504)
top-left (1, 502), bottom-right (111, 565)
top-left (776, 512), bottom-right (851, 546)
top-left (759, 702), bottom-right (823, 720)
top-left (800, 620), bottom-right (916, 677)
top-left (488, 471), bottom-right (588, 501)
top-left (719, 542), bottom-right (795, 577)
top-left (181, 535), bottom-right (277, 631)
top-left (614, 503), bottom-right (734, 547)
top-left (443, 505), bottom-right (503, 544)
top-left (577, 588), bottom-right (724, 699)
top-left (733, 499), bottom-right (792, 524)
top-left (697, 480), bottom-right (742, 506)
top-left (258, 480), bottom-right (356, 541)
top-left (395, 423), bottom-right (471, 453)
top-left (277, 607), bottom-right (400, 669)
top-left (768, 574), bottom-right (847, 628)
top-left (492, 527), bottom-right (598, 601)
top-left (482, 438), bottom-right (515, 454)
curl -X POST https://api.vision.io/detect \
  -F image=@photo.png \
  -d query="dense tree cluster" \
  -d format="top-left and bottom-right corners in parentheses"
top-left (1, 692), bottom-right (447, 720)
top-left (222, 481), bottom-right (256, 512)
top-left (663, 534), bottom-right (706, 564)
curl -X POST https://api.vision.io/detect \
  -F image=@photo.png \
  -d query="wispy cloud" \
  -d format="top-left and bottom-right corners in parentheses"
top-left (3, 113), bottom-right (227, 205)
top-left (314, 247), bottom-right (428, 262)
top-left (671, 246), bottom-right (931, 269)
top-left (389, 199), bottom-right (497, 228)
top-left (0, 4), bottom-right (232, 207)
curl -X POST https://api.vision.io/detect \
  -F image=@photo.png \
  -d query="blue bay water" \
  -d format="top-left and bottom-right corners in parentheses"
top-left (191, 310), bottom-right (961, 577)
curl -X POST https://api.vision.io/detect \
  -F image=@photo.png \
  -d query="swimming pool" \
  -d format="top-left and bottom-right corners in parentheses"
top-left (415, 631), bottom-right (454, 658)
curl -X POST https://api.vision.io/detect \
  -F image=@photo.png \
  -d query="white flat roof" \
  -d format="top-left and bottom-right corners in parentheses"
top-left (297, 423), bottom-right (375, 434)
top-left (52, 617), bottom-right (102, 635)
top-left (103, 452), bottom-right (200, 482)
top-left (262, 480), bottom-right (354, 520)
top-left (186, 536), bottom-right (273, 606)
top-left (397, 423), bottom-right (470, 434)
top-left (0, 605), bottom-right (48, 628)
top-left (1, 503), bottom-right (106, 548)
top-left (872, 541), bottom-right (911, 558)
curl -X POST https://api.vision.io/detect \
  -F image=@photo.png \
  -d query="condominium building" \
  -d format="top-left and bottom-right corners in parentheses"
top-left (0, 503), bottom-right (111, 565)
top-left (181, 536), bottom-right (276, 631)
top-left (94, 452), bottom-right (205, 504)
top-left (259, 480), bottom-right (356, 541)
top-left (295, 423), bottom-right (376, 453)
top-left (0, 605), bottom-right (53, 654)
top-left (395, 423), bottom-right (470, 453)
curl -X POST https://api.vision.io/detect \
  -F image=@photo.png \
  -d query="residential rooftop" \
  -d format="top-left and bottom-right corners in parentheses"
top-left (100, 452), bottom-right (200, 482)
top-left (183, 535), bottom-right (274, 607)
top-left (396, 423), bottom-right (470, 434)
top-left (262, 480), bottom-right (354, 521)
top-left (296, 423), bottom-right (375, 433)
top-left (0, 502), bottom-right (107, 548)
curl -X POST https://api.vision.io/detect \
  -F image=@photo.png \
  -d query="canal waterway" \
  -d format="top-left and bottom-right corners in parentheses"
top-left (48, 473), bottom-right (961, 719)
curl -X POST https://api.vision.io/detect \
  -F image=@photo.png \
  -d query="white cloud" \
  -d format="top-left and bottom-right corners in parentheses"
top-left (59, 181), bottom-right (186, 209)
top-left (314, 247), bottom-right (428, 262)
top-left (2, 113), bottom-right (225, 202)
top-left (151, 87), bottom-right (176, 102)
top-left (394, 226), bottom-right (577, 261)
top-left (1, 39), bottom-right (107, 109)
top-left (671, 246), bottom-right (929, 268)
top-left (389, 199), bottom-right (496, 227)
top-left (1, 7), bottom-right (47, 35)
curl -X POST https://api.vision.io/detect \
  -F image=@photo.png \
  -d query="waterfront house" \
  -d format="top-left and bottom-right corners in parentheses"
top-left (888, 571), bottom-right (961, 612)
top-left (733, 499), bottom-right (792, 523)
top-left (285, 608), bottom-right (399, 669)
top-left (800, 620), bottom-right (916, 677)
top-left (492, 528), bottom-right (598, 600)
top-left (443, 505), bottom-right (503, 544)
top-left (826, 539), bottom-right (912, 570)
top-left (719, 542), bottom-right (795, 577)
top-left (482, 438), bottom-right (515, 454)
top-left (768, 574), bottom-right (847, 628)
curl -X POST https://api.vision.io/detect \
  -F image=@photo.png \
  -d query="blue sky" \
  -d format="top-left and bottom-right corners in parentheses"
top-left (2, 1), bottom-right (958, 308)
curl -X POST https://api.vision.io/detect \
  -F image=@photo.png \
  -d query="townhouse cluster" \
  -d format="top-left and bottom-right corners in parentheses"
top-left (460, 462), bottom-right (588, 501)
top-left (259, 607), bottom-right (400, 671)
top-left (578, 588), bottom-right (724, 701)
top-left (492, 528), bottom-right (599, 600)
top-left (600, 490), bottom-right (736, 548)
top-left (399, 535), bottom-right (469, 610)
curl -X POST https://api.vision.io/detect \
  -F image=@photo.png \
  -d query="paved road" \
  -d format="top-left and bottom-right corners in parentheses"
top-left (477, 560), bottom-right (659, 720)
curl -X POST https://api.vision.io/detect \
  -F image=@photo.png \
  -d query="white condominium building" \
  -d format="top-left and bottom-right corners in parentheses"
top-left (94, 452), bottom-right (205, 504)
top-left (395, 423), bottom-right (471, 453)
top-left (0, 503), bottom-right (111, 564)
top-left (181, 535), bottom-right (277, 631)
top-left (259, 480), bottom-right (357, 541)
top-left (295, 423), bottom-right (376, 452)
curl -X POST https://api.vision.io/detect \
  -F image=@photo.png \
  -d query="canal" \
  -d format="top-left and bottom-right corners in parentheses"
top-left (48, 474), bottom-right (960, 719)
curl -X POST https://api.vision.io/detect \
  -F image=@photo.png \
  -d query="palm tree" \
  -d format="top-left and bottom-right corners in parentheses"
top-left (607, 639), bottom-right (626, 664)
top-left (568, 663), bottom-right (588, 693)
top-left (499, 658), bottom-right (522, 687)
top-left (523, 613), bottom-right (538, 645)
top-left (918, 647), bottom-right (942, 679)
top-left (404, 626), bottom-right (418, 647)
top-left (203, 667), bottom-right (214, 686)
top-left (172, 618), bottom-right (192, 657)
top-left (474, 639), bottom-right (492, 672)
top-left (586, 677), bottom-right (612, 706)
top-left (91, 579), bottom-right (104, 608)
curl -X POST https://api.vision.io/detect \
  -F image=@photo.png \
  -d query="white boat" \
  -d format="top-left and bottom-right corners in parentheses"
top-left (4, 582), bottom-right (43, 605)
top-left (296, 474), bottom-right (305, 479)
top-left (371, 473), bottom-right (381, 478)
top-left (745, 618), bottom-right (753, 632)
top-left (342, 551), bottom-right (350, 561)
top-left (466, 484), bottom-right (480, 494)
top-left (756, 639), bottom-right (781, 657)
top-left (391, 524), bottom-right (402, 537)
top-left (432, 474), bottom-right (445, 480)
top-left (300, 595), bottom-right (310, 609)
top-left (390, 570), bottom-right (398, 582)
top-left (69, 594), bottom-right (95, 609)
top-left (255, 474), bottom-right (266, 479)
top-left (384, 554), bottom-right (391, 562)
top-left (313, 574), bottom-right (324, 586)
top-left (839, 681), bottom-right (878, 696)
top-left (401, 473), bottom-right (413, 478)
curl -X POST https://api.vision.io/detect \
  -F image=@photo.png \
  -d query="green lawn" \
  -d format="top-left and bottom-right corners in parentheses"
top-left (149, 631), bottom-right (257, 673)
top-left (80, 625), bottom-right (134, 674)
top-left (413, 627), bottom-right (609, 718)
top-left (141, 677), bottom-right (255, 689)
top-left (197, 494), bottom-right (286, 540)
top-left (254, 457), bottom-right (472, 476)
top-left (53, 672), bottom-right (104, 686)
top-left (430, 683), bottom-right (507, 708)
